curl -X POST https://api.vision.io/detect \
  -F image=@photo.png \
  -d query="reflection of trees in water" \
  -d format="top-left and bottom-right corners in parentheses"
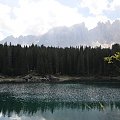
top-left (0, 93), bottom-right (120, 116)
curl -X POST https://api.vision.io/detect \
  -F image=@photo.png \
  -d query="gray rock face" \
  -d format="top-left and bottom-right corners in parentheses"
top-left (37, 23), bottom-right (89, 47)
top-left (1, 20), bottom-right (120, 47)
top-left (89, 20), bottom-right (120, 45)
top-left (0, 35), bottom-right (39, 46)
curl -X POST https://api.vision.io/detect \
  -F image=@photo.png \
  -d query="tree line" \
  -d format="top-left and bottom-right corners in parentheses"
top-left (0, 43), bottom-right (120, 76)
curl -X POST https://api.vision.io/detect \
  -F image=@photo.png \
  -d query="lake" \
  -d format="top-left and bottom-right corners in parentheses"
top-left (0, 83), bottom-right (120, 120)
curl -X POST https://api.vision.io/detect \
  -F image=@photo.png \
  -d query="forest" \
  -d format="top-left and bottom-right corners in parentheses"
top-left (0, 43), bottom-right (120, 76)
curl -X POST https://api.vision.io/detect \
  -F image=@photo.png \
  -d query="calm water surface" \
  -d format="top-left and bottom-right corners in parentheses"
top-left (0, 83), bottom-right (120, 120)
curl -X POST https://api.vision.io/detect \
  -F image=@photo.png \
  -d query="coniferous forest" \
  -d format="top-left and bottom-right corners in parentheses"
top-left (0, 43), bottom-right (120, 76)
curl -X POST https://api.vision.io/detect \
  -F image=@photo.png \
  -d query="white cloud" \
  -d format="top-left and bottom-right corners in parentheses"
top-left (0, 32), bottom-right (4, 40)
top-left (80, 0), bottom-right (110, 15)
top-left (0, 3), bottom-right (13, 39)
top-left (0, 0), bottom-right (85, 38)
top-left (0, 3), bottom-right (11, 16)
top-left (0, 0), bottom-right (119, 40)
top-left (78, 0), bottom-right (117, 29)
top-left (84, 15), bottom-right (109, 30)
top-left (109, 0), bottom-right (120, 10)
top-left (7, 0), bottom-right (84, 37)
top-left (80, 0), bottom-right (120, 15)
top-left (1, 0), bottom-right (109, 38)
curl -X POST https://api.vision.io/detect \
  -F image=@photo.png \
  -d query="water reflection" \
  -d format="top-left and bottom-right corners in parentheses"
top-left (0, 83), bottom-right (120, 120)
top-left (0, 92), bottom-right (120, 116)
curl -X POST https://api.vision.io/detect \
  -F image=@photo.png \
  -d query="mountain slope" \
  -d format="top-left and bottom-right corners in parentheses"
top-left (1, 20), bottom-right (120, 47)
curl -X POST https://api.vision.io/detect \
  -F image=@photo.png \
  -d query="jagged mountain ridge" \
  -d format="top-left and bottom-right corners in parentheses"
top-left (1, 20), bottom-right (120, 47)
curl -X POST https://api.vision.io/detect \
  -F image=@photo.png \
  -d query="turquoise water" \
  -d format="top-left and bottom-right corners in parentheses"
top-left (0, 83), bottom-right (120, 120)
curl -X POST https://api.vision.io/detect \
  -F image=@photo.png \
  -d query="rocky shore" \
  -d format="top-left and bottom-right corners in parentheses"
top-left (0, 74), bottom-right (59, 83)
top-left (0, 74), bottom-right (120, 84)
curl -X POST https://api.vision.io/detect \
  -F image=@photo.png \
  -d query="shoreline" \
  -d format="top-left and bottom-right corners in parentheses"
top-left (0, 75), bottom-right (120, 84)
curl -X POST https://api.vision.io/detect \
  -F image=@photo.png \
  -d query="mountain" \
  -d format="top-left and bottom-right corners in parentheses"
top-left (1, 20), bottom-right (120, 47)
top-left (0, 35), bottom-right (39, 46)
top-left (90, 20), bottom-right (120, 45)
top-left (37, 23), bottom-right (89, 47)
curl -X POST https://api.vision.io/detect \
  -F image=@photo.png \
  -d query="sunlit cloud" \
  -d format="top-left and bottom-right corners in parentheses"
top-left (80, 0), bottom-right (110, 15)
top-left (0, 0), bottom-right (120, 40)
top-left (0, 0), bottom-right (84, 39)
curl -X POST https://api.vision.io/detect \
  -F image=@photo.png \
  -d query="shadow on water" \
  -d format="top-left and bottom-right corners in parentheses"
top-left (0, 83), bottom-right (120, 120)
top-left (0, 92), bottom-right (120, 116)
top-left (61, 81), bottom-right (120, 88)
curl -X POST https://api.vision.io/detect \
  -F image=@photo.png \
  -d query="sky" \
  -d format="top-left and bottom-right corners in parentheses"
top-left (0, 0), bottom-right (120, 40)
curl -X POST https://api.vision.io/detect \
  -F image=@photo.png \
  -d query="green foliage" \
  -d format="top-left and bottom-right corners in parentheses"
top-left (104, 52), bottom-right (120, 63)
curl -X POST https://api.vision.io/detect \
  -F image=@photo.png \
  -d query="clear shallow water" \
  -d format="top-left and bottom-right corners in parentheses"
top-left (0, 83), bottom-right (120, 120)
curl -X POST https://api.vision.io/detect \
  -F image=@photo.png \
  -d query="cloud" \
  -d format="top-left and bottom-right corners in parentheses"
top-left (110, 0), bottom-right (120, 10)
top-left (0, 32), bottom-right (4, 40)
top-left (84, 15), bottom-right (109, 30)
top-left (80, 0), bottom-right (110, 15)
top-left (79, 0), bottom-right (120, 16)
top-left (1, 0), bottom-right (110, 39)
top-left (5, 0), bottom-right (84, 37)
top-left (0, 3), bottom-right (13, 39)
top-left (78, 0), bottom-right (120, 29)
top-left (0, 0), bottom-right (120, 40)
